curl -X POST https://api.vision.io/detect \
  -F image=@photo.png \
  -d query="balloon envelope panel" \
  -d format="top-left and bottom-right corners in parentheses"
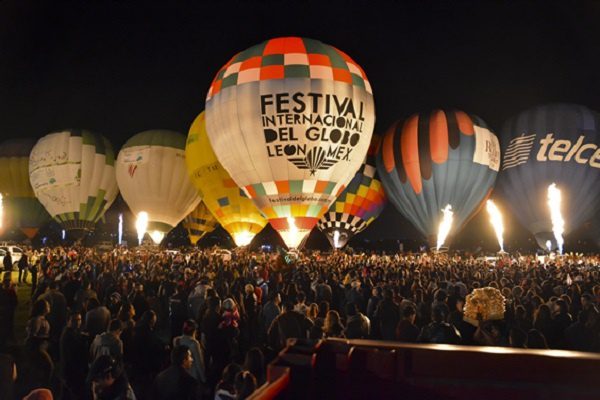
top-left (205, 37), bottom-right (375, 247)
top-left (28, 131), bottom-right (118, 232)
top-left (185, 112), bottom-right (267, 246)
top-left (318, 135), bottom-right (386, 248)
top-left (377, 110), bottom-right (500, 240)
top-left (499, 104), bottom-right (600, 249)
top-left (182, 201), bottom-right (218, 245)
top-left (0, 139), bottom-right (51, 236)
top-left (116, 130), bottom-right (201, 235)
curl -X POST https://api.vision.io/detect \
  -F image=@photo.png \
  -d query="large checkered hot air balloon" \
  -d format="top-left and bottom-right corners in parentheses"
top-left (317, 135), bottom-right (386, 249)
top-left (182, 202), bottom-right (218, 245)
top-left (377, 110), bottom-right (500, 245)
top-left (116, 130), bottom-right (201, 244)
top-left (28, 131), bottom-right (118, 238)
top-left (205, 37), bottom-right (375, 248)
top-left (499, 104), bottom-right (600, 251)
top-left (185, 112), bottom-right (267, 247)
top-left (0, 139), bottom-right (50, 238)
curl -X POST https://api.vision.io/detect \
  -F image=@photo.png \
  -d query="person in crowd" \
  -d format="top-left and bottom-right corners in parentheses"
top-left (29, 260), bottom-right (40, 298)
top-left (130, 284), bottom-right (149, 320)
top-left (374, 289), bottom-right (400, 341)
top-left (418, 305), bottom-right (462, 345)
top-left (242, 347), bottom-right (265, 387)
top-left (0, 354), bottom-right (17, 400)
top-left (509, 327), bottom-right (528, 348)
top-left (90, 319), bottom-right (124, 362)
top-left (214, 363), bottom-right (241, 400)
top-left (3, 249), bottom-right (12, 272)
top-left (0, 272), bottom-right (18, 349)
top-left (19, 334), bottom-right (55, 398)
top-left (26, 299), bottom-right (51, 346)
top-left (533, 304), bottom-right (554, 347)
top-left (130, 310), bottom-right (167, 398)
top-left (85, 298), bottom-right (111, 339)
top-left (260, 291), bottom-right (281, 338)
top-left (39, 281), bottom-right (67, 351)
top-left (18, 250), bottom-right (30, 285)
top-left (88, 355), bottom-right (135, 400)
top-left (396, 304), bottom-right (420, 343)
top-left (527, 329), bottom-right (549, 349)
top-left (324, 310), bottom-right (345, 338)
top-left (268, 301), bottom-right (314, 350)
top-left (552, 299), bottom-right (573, 349)
top-left (173, 319), bottom-right (207, 385)
top-left (151, 345), bottom-right (198, 400)
top-left (60, 311), bottom-right (88, 400)
top-left (168, 283), bottom-right (188, 341)
top-left (344, 302), bottom-right (370, 339)
top-left (234, 371), bottom-right (257, 400)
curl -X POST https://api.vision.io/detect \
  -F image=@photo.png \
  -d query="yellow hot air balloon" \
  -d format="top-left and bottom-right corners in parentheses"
top-left (185, 112), bottom-right (267, 246)
top-left (183, 201), bottom-right (218, 245)
top-left (205, 37), bottom-right (375, 248)
top-left (0, 139), bottom-right (50, 238)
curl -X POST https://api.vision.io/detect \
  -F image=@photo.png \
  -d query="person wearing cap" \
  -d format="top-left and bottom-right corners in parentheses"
top-left (173, 319), bottom-right (206, 384)
top-left (88, 355), bottom-right (135, 400)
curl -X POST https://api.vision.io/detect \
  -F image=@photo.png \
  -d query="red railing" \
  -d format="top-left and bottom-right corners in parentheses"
top-left (252, 338), bottom-right (600, 399)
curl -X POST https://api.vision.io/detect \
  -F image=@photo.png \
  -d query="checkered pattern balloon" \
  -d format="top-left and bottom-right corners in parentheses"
top-left (205, 37), bottom-right (375, 248)
top-left (318, 136), bottom-right (386, 248)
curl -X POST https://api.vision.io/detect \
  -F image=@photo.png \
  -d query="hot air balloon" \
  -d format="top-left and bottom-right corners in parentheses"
top-left (205, 37), bottom-right (375, 248)
top-left (182, 201), bottom-right (218, 245)
top-left (317, 135), bottom-right (386, 249)
top-left (29, 130), bottom-right (118, 238)
top-left (377, 110), bottom-right (500, 246)
top-left (0, 139), bottom-right (50, 238)
top-left (185, 112), bottom-right (267, 246)
top-left (116, 130), bottom-right (201, 244)
top-left (499, 104), bottom-right (600, 251)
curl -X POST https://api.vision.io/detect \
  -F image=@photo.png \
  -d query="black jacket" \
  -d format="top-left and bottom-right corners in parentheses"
top-left (151, 365), bottom-right (198, 400)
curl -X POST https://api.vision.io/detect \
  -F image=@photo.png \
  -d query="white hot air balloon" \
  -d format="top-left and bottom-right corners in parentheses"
top-left (116, 130), bottom-right (201, 244)
top-left (29, 130), bottom-right (118, 238)
top-left (205, 37), bottom-right (375, 248)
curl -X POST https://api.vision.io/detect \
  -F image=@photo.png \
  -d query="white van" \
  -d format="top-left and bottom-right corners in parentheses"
top-left (0, 245), bottom-right (24, 269)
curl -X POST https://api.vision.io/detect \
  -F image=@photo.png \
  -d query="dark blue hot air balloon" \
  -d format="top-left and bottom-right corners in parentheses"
top-left (499, 104), bottom-right (600, 251)
top-left (376, 109), bottom-right (501, 245)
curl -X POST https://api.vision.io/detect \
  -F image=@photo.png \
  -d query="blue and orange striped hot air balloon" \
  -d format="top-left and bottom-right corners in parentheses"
top-left (376, 110), bottom-right (501, 245)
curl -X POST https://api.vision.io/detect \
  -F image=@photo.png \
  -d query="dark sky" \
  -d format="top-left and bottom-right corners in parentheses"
top-left (1, 1), bottom-right (599, 250)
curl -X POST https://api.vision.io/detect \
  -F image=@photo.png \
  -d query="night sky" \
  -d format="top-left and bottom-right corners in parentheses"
top-left (1, 1), bottom-right (599, 251)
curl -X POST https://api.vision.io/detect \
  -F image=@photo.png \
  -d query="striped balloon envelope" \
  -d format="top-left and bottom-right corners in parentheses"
top-left (376, 110), bottom-right (500, 244)
top-left (182, 201), bottom-right (218, 245)
top-left (29, 130), bottom-right (119, 238)
top-left (204, 37), bottom-right (375, 248)
top-left (317, 135), bottom-right (386, 249)
top-left (0, 138), bottom-right (50, 238)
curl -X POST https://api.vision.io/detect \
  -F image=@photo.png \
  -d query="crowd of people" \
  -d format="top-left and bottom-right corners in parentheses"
top-left (0, 245), bottom-right (599, 399)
